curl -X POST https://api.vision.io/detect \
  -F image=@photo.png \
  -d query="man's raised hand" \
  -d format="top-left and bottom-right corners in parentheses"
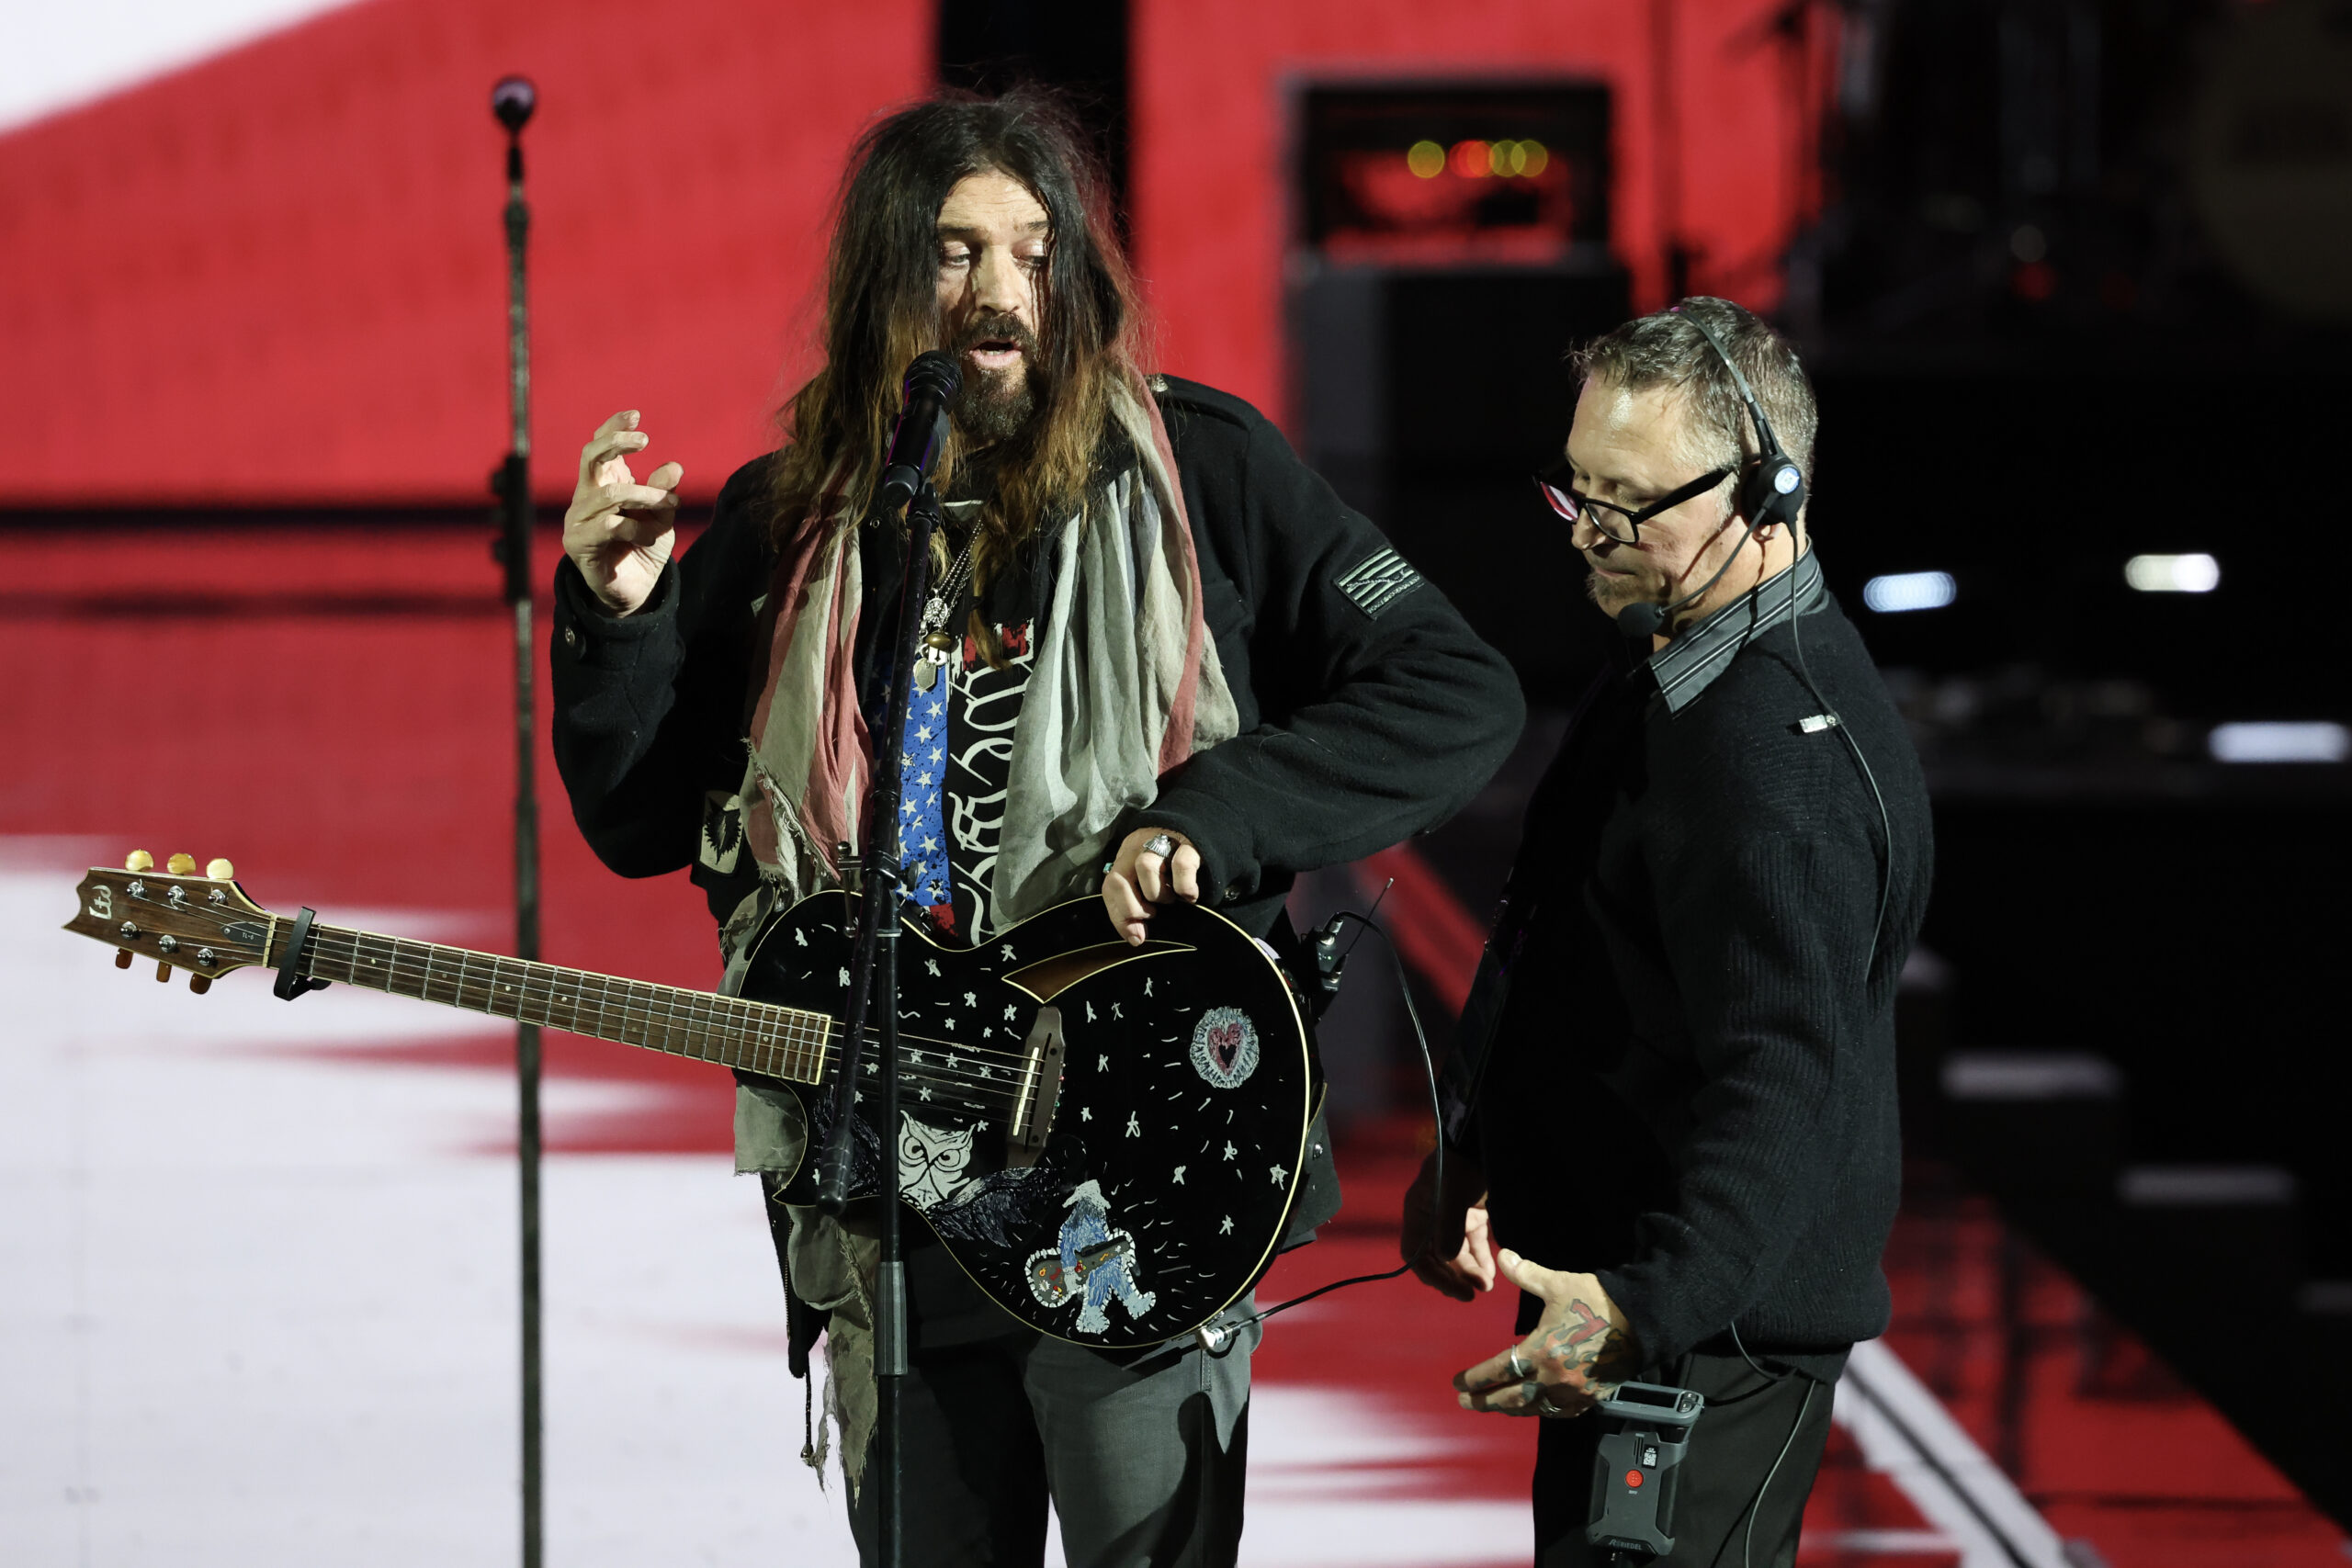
top-left (564, 411), bottom-right (683, 615)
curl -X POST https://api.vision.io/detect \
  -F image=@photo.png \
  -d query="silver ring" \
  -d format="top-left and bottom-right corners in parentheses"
top-left (1533, 1385), bottom-right (1567, 1417)
top-left (1506, 1346), bottom-right (1531, 1380)
top-left (1143, 832), bottom-right (1178, 861)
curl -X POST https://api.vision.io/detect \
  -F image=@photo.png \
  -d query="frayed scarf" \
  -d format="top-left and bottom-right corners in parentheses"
top-left (729, 376), bottom-right (1238, 937)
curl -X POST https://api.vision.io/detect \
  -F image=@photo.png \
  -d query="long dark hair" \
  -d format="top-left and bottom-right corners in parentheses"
top-left (770, 89), bottom-right (1148, 573)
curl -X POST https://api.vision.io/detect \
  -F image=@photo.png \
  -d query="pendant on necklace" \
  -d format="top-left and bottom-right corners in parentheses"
top-left (913, 626), bottom-right (956, 692)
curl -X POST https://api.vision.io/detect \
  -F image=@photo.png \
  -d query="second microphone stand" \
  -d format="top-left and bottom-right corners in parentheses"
top-left (813, 479), bottom-right (942, 1568)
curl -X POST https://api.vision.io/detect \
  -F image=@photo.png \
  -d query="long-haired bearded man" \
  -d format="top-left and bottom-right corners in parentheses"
top-left (548, 91), bottom-right (1522, 1567)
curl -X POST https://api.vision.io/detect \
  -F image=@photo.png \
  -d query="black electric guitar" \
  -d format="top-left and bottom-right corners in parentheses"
top-left (63, 857), bottom-right (1313, 1348)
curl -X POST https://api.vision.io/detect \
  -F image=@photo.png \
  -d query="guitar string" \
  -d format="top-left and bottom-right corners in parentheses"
top-left (288, 927), bottom-right (1047, 1106)
top-left (104, 896), bottom-right (1078, 1109)
top-left (293, 929), bottom-right (1046, 1105)
top-left (288, 921), bottom-right (1035, 1062)
top-left (118, 896), bottom-right (1042, 1076)
top-left (290, 931), bottom-right (1042, 1117)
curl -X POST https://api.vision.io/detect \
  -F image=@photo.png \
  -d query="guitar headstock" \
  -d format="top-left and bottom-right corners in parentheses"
top-left (63, 852), bottom-right (276, 992)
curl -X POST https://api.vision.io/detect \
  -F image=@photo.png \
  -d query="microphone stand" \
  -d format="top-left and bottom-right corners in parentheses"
top-left (813, 480), bottom-right (941, 1568)
top-left (488, 73), bottom-right (545, 1568)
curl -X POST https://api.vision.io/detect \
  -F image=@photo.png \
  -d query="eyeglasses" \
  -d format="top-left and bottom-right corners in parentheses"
top-left (1532, 463), bottom-right (1734, 546)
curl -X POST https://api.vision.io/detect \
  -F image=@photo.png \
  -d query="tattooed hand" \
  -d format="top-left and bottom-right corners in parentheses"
top-left (1399, 1147), bottom-right (1495, 1301)
top-left (1450, 1251), bottom-right (1641, 1419)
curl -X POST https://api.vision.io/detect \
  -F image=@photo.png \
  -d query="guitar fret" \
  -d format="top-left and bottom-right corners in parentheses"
top-left (540, 964), bottom-right (572, 1032)
top-left (704, 992), bottom-right (729, 1065)
top-left (582, 972), bottom-right (609, 1041)
top-left (716, 995), bottom-right (744, 1069)
top-left (648, 983), bottom-right (674, 1055)
top-left (619, 978), bottom-right (649, 1048)
top-left (701, 994), bottom-right (727, 1066)
top-left (752, 1002), bottom-right (776, 1076)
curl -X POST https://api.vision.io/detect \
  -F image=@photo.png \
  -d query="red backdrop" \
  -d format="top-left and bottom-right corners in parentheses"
top-left (1, 0), bottom-right (929, 505)
top-left (3, 0), bottom-right (1826, 505)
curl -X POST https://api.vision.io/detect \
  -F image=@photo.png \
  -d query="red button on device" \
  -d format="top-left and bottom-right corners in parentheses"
top-left (1624, 1470), bottom-right (1644, 1488)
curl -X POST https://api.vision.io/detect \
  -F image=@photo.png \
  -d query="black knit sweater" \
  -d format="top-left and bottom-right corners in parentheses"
top-left (1472, 591), bottom-right (1931, 1381)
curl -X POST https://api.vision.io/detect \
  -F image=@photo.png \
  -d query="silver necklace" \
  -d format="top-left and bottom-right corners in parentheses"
top-left (914, 532), bottom-right (978, 692)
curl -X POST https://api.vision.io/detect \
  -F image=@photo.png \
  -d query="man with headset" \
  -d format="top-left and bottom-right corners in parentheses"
top-left (1400, 297), bottom-right (1932, 1565)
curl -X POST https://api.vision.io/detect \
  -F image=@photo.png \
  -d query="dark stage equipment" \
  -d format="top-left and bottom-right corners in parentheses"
top-left (1286, 80), bottom-right (1629, 684)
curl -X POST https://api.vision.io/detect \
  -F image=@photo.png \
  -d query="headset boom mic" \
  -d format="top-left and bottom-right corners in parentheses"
top-left (876, 350), bottom-right (964, 511)
top-left (1615, 600), bottom-right (1665, 642)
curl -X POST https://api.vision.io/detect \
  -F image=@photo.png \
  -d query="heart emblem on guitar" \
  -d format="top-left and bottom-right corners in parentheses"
top-left (1189, 1006), bottom-right (1260, 1089)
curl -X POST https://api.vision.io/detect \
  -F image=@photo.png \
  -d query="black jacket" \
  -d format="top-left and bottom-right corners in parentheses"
top-left (1472, 593), bottom-right (1930, 1381)
top-left (547, 376), bottom-right (1524, 1249)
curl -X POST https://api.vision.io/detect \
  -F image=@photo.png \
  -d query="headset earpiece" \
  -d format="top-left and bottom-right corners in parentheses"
top-left (1741, 451), bottom-right (1804, 532)
top-left (1677, 301), bottom-right (1805, 533)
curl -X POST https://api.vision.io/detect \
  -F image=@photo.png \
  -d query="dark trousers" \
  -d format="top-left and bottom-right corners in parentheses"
top-left (1533, 1351), bottom-right (1835, 1567)
top-left (843, 1322), bottom-right (1254, 1568)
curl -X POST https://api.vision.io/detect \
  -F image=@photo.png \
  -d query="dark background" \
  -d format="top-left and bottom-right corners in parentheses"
top-left (940, 0), bottom-right (2352, 1520)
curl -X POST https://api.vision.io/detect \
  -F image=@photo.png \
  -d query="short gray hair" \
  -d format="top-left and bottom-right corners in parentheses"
top-left (1567, 297), bottom-right (1818, 509)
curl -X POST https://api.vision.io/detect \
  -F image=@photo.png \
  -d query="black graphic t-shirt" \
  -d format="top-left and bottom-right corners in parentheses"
top-left (894, 536), bottom-right (1039, 945)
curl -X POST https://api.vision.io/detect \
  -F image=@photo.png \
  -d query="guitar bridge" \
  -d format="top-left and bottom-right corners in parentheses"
top-left (1006, 1005), bottom-right (1066, 1168)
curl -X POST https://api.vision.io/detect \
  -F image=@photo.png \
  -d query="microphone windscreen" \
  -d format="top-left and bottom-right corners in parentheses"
top-left (1615, 601), bottom-right (1664, 642)
top-left (905, 349), bottom-right (963, 405)
top-left (491, 77), bottom-right (537, 132)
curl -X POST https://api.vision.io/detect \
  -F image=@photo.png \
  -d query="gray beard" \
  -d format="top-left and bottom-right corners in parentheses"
top-left (953, 366), bottom-right (1036, 446)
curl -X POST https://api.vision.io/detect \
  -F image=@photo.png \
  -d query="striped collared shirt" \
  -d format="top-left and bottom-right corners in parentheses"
top-left (1647, 547), bottom-right (1830, 714)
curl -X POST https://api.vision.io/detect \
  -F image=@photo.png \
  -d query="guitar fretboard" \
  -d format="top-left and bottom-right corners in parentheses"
top-left (267, 919), bottom-right (835, 1084)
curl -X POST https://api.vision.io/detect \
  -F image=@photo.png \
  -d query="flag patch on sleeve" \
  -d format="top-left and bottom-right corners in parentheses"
top-left (1335, 547), bottom-right (1425, 619)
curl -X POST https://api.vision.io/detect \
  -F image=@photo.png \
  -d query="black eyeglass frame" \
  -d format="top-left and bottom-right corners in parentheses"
top-left (1532, 463), bottom-right (1735, 545)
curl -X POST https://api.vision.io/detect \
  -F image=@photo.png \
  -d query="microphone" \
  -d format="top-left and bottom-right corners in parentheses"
top-left (491, 76), bottom-right (537, 134)
top-left (876, 350), bottom-right (964, 511)
top-left (1612, 516), bottom-right (1766, 645)
top-left (1615, 599), bottom-right (1667, 643)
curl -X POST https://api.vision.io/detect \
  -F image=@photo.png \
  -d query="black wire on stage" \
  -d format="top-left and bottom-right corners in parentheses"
top-left (1196, 909), bottom-right (1445, 1354)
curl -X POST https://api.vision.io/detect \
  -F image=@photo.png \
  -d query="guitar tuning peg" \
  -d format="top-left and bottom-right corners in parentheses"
top-left (125, 851), bottom-right (153, 872)
top-left (114, 950), bottom-right (134, 970)
top-left (206, 857), bottom-right (235, 880)
top-left (167, 853), bottom-right (196, 875)
top-left (155, 962), bottom-right (175, 983)
top-left (188, 974), bottom-right (212, 996)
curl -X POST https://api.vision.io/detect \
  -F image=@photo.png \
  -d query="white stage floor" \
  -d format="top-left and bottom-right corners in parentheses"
top-left (4, 843), bottom-right (1523, 1567)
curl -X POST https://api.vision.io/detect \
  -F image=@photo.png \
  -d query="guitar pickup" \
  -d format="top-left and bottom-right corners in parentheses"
top-left (1006, 1005), bottom-right (1066, 1169)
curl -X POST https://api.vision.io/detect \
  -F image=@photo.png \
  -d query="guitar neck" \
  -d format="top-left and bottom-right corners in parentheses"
top-left (268, 919), bottom-right (834, 1086)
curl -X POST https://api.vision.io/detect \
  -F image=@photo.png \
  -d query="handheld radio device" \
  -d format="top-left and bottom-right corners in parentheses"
top-left (1586, 1382), bottom-right (1706, 1560)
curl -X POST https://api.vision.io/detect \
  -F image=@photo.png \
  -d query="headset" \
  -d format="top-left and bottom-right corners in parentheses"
top-left (1608, 307), bottom-right (1804, 645)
